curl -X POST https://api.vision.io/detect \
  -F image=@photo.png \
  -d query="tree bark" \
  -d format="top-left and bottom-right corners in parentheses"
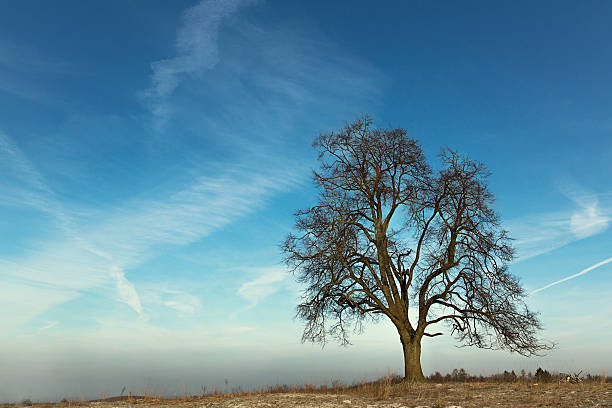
top-left (399, 332), bottom-right (424, 381)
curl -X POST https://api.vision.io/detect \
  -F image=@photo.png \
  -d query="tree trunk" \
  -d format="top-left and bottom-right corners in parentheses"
top-left (400, 333), bottom-right (424, 381)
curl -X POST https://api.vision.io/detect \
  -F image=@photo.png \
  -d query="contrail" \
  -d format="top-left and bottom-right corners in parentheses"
top-left (531, 257), bottom-right (612, 294)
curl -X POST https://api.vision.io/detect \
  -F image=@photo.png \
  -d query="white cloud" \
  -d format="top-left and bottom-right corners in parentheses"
top-left (569, 200), bottom-right (609, 239)
top-left (508, 212), bottom-right (572, 260)
top-left (162, 292), bottom-right (202, 315)
top-left (0, 131), bottom-right (71, 230)
top-left (142, 0), bottom-right (384, 133)
top-left (1, 0), bottom-right (383, 331)
top-left (508, 188), bottom-right (611, 261)
top-left (110, 266), bottom-right (143, 317)
top-left (2, 121), bottom-right (303, 328)
top-left (143, 0), bottom-right (257, 125)
top-left (0, 279), bottom-right (79, 334)
top-left (237, 267), bottom-right (287, 308)
top-left (139, 284), bottom-right (203, 316)
top-left (164, 299), bottom-right (198, 314)
top-left (563, 182), bottom-right (610, 239)
top-left (0, 162), bottom-right (301, 329)
top-left (87, 167), bottom-right (301, 269)
top-left (1, 132), bottom-right (109, 329)
top-left (38, 321), bottom-right (58, 332)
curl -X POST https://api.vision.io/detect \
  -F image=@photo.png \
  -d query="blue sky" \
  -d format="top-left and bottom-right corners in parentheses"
top-left (1, 0), bottom-right (611, 401)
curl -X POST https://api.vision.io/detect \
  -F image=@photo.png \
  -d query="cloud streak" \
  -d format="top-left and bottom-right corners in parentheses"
top-left (37, 321), bottom-right (58, 333)
top-left (237, 267), bottom-right (287, 308)
top-left (2, 0), bottom-right (383, 331)
top-left (0, 131), bottom-right (145, 320)
top-left (87, 166), bottom-right (302, 268)
top-left (531, 257), bottom-right (612, 294)
top-left (143, 0), bottom-right (256, 125)
top-left (110, 266), bottom-right (143, 316)
top-left (1, 160), bottom-right (302, 328)
top-left (508, 189), bottom-right (611, 261)
top-left (0, 131), bottom-right (64, 217)
top-left (0, 40), bottom-right (72, 107)
top-left (567, 192), bottom-right (610, 240)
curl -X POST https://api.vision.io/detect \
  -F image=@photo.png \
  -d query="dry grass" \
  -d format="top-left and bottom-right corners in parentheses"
top-left (7, 377), bottom-right (611, 408)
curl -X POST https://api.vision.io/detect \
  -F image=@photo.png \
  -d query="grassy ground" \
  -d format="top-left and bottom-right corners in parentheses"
top-left (5, 380), bottom-right (611, 408)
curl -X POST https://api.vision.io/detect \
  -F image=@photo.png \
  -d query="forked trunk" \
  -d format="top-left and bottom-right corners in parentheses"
top-left (400, 333), bottom-right (424, 381)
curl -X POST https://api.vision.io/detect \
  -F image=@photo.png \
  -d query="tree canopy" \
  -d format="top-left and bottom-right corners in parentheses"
top-left (282, 115), bottom-right (551, 380)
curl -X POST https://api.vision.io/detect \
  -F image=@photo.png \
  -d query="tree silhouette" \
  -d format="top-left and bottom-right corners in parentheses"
top-left (282, 115), bottom-right (551, 381)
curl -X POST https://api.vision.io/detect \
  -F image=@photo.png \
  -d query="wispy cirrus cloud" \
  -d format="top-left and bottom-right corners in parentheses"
top-left (163, 297), bottom-right (202, 314)
top-left (0, 40), bottom-right (70, 74)
top-left (86, 166), bottom-right (302, 267)
top-left (110, 266), bottom-right (143, 317)
top-left (237, 267), bottom-right (288, 308)
top-left (0, 131), bottom-right (66, 220)
top-left (1, 131), bottom-right (145, 322)
top-left (37, 321), bottom-right (58, 333)
top-left (0, 277), bottom-right (79, 334)
top-left (139, 284), bottom-right (203, 316)
top-left (508, 186), bottom-right (611, 261)
top-left (2, 0), bottom-right (384, 332)
top-left (1, 155), bottom-right (303, 327)
top-left (143, 0), bottom-right (257, 126)
top-left (569, 201), bottom-right (609, 239)
top-left (142, 0), bottom-right (384, 134)
top-left (564, 186), bottom-right (610, 239)
top-left (0, 40), bottom-right (72, 106)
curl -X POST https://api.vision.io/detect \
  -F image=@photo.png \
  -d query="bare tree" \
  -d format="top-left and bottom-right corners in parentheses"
top-left (282, 115), bottom-right (551, 381)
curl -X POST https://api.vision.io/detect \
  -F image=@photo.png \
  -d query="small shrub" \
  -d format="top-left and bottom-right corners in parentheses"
top-left (428, 371), bottom-right (443, 382)
top-left (503, 370), bottom-right (517, 382)
top-left (535, 367), bottom-right (552, 382)
top-left (451, 368), bottom-right (469, 381)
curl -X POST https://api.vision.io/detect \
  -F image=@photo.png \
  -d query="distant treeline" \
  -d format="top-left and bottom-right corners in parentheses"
top-left (424, 368), bottom-right (610, 383)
